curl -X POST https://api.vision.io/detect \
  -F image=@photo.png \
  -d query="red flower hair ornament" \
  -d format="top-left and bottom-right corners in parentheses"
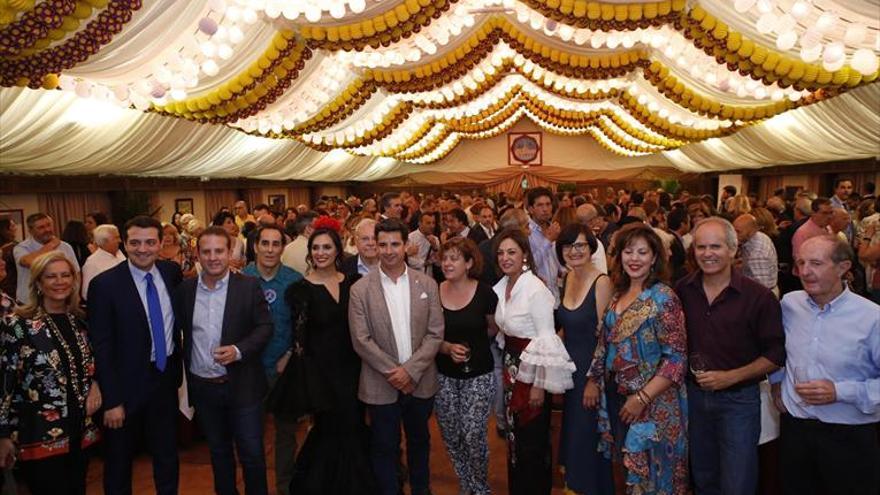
top-left (313, 216), bottom-right (342, 233)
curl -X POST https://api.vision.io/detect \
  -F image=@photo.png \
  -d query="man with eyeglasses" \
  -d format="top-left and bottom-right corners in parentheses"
top-left (342, 218), bottom-right (379, 277)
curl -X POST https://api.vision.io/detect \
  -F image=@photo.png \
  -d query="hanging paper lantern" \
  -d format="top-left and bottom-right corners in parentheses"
top-left (851, 48), bottom-right (879, 76)
top-left (822, 41), bottom-right (845, 64)
top-left (198, 17), bottom-right (218, 35)
top-left (800, 44), bottom-right (822, 62)
top-left (790, 0), bottom-right (811, 20)
top-left (815, 11), bottom-right (837, 33)
top-left (776, 31), bottom-right (798, 51)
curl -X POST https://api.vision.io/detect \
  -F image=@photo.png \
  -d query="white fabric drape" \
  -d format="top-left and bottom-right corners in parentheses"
top-left (1, 83), bottom-right (878, 181)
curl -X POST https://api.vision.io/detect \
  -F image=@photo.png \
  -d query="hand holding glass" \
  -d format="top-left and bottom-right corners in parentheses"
top-left (460, 343), bottom-right (472, 373)
top-left (689, 353), bottom-right (708, 376)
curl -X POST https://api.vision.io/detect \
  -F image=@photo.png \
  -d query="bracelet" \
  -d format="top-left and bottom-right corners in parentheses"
top-left (637, 389), bottom-right (652, 405)
top-left (635, 393), bottom-right (647, 406)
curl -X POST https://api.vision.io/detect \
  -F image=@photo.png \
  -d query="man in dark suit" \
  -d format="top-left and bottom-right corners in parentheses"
top-left (88, 215), bottom-right (183, 495)
top-left (468, 204), bottom-right (496, 246)
top-left (342, 218), bottom-right (379, 277)
top-left (174, 226), bottom-right (273, 495)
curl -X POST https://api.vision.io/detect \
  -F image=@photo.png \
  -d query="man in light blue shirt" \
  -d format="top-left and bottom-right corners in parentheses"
top-left (829, 178), bottom-right (854, 243)
top-left (12, 213), bottom-right (79, 303)
top-left (242, 224), bottom-right (302, 495)
top-left (525, 187), bottom-right (561, 305)
top-left (770, 234), bottom-right (879, 495)
top-left (176, 226), bottom-right (273, 495)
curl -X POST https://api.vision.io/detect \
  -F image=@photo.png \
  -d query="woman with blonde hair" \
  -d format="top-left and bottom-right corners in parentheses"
top-left (726, 194), bottom-right (752, 219)
top-left (0, 252), bottom-right (102, 495)
top-left (158, 223), bottom-right (197, 278)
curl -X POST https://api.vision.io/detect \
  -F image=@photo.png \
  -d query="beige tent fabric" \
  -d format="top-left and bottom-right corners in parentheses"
top-left (1, 83), bottom-right (878, 182)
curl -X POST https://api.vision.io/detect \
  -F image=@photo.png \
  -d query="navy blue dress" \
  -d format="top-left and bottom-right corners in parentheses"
top-left (556, 275), bottom-right (614, 495)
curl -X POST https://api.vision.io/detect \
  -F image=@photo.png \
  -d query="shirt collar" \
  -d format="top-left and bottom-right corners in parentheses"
top-left (128, 260), bottom-right (160, 281)
top-left (357, 255), bottom-right (376, 272)
top-left (379, 265), bottom-right (408, 284)
top-left (98, 248), bottom-right (121, 259)
top-left (684, 267), bottom-right (743, 294)
top-left (249, 262), bottom-right (280, 282)
top-left (806, 286), bottom-right (850, 312)
top-left (198, 270), bottom-right (231, 291)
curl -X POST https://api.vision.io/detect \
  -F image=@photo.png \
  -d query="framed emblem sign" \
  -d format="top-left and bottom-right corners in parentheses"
top-left (508, 132), bottom-right (542, 166)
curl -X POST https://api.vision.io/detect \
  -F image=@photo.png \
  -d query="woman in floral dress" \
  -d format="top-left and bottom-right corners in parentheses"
top-left (584, 223), bottom-right (689, 495)
top-left (0, 252), bottom-right (102, 495)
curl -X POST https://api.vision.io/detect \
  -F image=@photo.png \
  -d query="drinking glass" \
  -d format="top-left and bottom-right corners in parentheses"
top-left (791, 365), bottom-right (818, 405)
top-left (689, 353), bottom-right (708, 376)
top-left (460, 343), bottom-right (472, 374)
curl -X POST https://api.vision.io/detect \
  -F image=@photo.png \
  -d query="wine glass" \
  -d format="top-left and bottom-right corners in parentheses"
top-left (460, 343), bottom-right (472, 374)
top-left (689, 353), bottom-right (708, 376)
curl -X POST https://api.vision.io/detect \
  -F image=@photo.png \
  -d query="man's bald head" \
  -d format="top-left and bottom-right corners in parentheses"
top-left (733, 214), bottom-right (758, 244)
top-left (829, 208), bottom-right (851, 234)
top-left (576, 204), bottom-right (598, 225)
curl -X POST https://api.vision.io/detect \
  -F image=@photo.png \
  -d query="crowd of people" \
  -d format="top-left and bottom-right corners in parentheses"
top-left (0, 180), bottom-right (877, 495)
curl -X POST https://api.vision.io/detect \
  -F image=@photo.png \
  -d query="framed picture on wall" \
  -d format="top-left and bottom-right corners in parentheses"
top-left (0, 209), bottom-right (24, 242)
top-left (268, 194), bottom-right (286, 211)
top-left (508, 132), bottom-right (542, 166)
top-left (175, 198), bottom-right (194, 215)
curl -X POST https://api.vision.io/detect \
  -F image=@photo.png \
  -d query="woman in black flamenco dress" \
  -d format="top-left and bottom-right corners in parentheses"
top-left (280, 225), bottom-right (377, 495)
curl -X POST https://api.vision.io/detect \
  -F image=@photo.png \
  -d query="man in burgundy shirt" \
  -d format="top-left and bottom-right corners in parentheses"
top-left (675, 217), bottom-right (786, 495)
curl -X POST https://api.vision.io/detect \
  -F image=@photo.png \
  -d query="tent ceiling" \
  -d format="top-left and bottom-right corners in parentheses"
top-left (0, 0), bottom-right (878, 181)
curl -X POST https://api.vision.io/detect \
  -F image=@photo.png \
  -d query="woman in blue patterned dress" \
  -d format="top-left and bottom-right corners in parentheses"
top-left (584, 223), bottom-right (689, 495)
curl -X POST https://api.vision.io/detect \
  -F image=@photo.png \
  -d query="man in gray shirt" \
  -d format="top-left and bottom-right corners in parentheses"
top-left (13, 213), bottom-right (78, 303)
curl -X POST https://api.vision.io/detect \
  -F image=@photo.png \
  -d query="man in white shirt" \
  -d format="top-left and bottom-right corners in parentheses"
top-left (280, 211), bottom-right (317, 274)
top-left (407, 212), bottom-right (439, 273)
top-left (81, 224), bottom-right (126, 300)
top-left (349, 219), bottom-right (444, 495)
top-left (13, 213), bottom-right (79, 303)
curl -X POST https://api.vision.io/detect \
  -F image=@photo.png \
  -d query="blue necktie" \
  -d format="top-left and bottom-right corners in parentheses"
top-left (145, 273), bottom-right (167, 371)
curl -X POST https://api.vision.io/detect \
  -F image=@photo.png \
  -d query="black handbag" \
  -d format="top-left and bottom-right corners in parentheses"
top-left (266, 284), bottom-right (333, 420)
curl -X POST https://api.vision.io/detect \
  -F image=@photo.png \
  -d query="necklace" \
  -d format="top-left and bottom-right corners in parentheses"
top-left (39, 310), bottom-right (88, 413)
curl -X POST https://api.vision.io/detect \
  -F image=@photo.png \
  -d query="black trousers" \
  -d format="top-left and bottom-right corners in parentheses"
top-left (18, 449), bottom-right (89, 495)
top-left (780, 414), bottom-right (880, 495)
top-left (102, 372), bottom-right (180, 495)
top-left (507, 394), bottom-right (552, 495)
